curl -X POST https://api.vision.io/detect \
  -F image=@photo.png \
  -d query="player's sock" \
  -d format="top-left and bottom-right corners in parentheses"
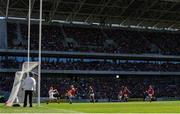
top-left (69, 97), bottom-right (72, 104)
top-left (125, 98), bottom-right (128, 102)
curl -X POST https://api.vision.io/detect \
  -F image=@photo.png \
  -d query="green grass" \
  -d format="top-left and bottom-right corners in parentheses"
top-left (0, 101), bottom-right (180, 113)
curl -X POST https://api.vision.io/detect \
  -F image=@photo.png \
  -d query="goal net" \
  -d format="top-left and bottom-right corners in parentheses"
top-left (5, 62), bottom-right (39, 106)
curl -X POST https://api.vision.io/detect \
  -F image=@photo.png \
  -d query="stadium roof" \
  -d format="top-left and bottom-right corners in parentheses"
top-left (0, 0), bottom-right (180, 29)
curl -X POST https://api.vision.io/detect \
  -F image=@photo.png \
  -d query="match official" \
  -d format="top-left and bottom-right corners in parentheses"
top-left (23, 73), bottom-right (36, 107)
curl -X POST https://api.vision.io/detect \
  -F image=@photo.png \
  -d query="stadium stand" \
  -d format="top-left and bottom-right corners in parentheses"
top-left (1, 58), bottom-right (180, 72)
top-left (7, 22), bottom-right (180, 55)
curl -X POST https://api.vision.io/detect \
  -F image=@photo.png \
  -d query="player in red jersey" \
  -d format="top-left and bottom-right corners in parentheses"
top-left (89, 86), bottom-right (95, 103)
top-left (118, 86), bottom-right (124, 102)
top-left (123, 86), bottom-right (131, 102)
top-left (67, 85), bottom-right (77, 104)
top-left (146, 85), bottom-right (154, 102)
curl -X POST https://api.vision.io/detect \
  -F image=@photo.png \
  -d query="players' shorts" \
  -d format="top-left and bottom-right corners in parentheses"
top-left (90, 93), bottom-right (95, 97)
top-left (124, 94), bottom-right (128, 98)
top-left (49, 97), bottom-right (57, 100)
top-left (68, 95), bottom-right (75, 99)
top-left (148, 94), bottom-right (153, 98)
top-left (118, 95), bottom-right (122, 99)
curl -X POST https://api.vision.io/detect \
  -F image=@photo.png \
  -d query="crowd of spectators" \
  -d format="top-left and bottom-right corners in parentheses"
top-left (7, 22), bottom-right (180, 55)
top-left (0, 60), bottom-right (20, 69)
top-left (1, 59), bottom-right (180, 72)
top-left (0, 74), bottom-right (179, 100)
top-left (0, 74), bottom-right (14, 92)
top-left (141, 31), bottom-right (180, 55)
top-left (104, 29), bottom-right (155, 54)
top-left (8, 23), bottom-right (65, 51)
top-left (63, 26), bottom-right (105, 47)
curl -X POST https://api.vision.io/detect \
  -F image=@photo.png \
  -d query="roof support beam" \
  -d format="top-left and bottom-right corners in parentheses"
top-left (48, 0), bottom-right (61, 22)
top-left (85, 0), bottom-right (112, 23)
top-left (136, 0), bottom-right (159, 26)
top-left (96, 0), bottom-right (112, 15)
top-left (21, 0), bottom-right (29, 8)
top-left (152, 3), bottom-right (178, 27)
top-left (61, 1), bottom-right (126, 9)
top-left (66, 0), bottom-right (86, 22)
top-left (168, 14), bottom-right (180, 28)
top-left (121, 0), bottom-right (159, 25)
top-left (10, 0), bottom-right (21, 8)
top-left (5, 0), bottom-right (9, 18)
top-left (103, 0), bottom-right (126, 23)
top-left (26, 0), bottom-right (35, 19)
top-left (119, 0), bottom-right (137, 25)
top-left (1, 0), bottom-right (179, 29)
top-left (0, 10), bottom-right (5, 16)
top-left (4, 7), bottom-right (180, 23)
top-left (119, 0), bottom-right (135, 17)
top-left (1, 0), bottom-right (6, 6)
top-left (0, 0), bottom-right (6, 16)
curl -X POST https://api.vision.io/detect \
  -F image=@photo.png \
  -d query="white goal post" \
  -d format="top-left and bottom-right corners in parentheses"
top-left (5, 0), bottom-right (43, 107)
top-left (5, 62), bottom-right (39, 106)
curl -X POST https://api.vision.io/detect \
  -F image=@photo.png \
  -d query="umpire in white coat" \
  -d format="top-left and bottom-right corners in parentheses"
top-left (23, 73), bottom-right (36, 107)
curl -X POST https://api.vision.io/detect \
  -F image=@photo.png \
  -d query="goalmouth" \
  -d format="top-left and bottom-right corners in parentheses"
top-left (5, 62), bottom-right (39, 106)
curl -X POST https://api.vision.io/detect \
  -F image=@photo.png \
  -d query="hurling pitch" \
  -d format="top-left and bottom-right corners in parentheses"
top-left (0, 101), bottom-right (180, 113)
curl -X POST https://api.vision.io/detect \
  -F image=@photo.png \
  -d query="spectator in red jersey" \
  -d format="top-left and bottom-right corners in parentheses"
top-left (123, 86), bottom-right (131, 102)
top-left (146, 85), bottom-right (154, 102)
top-left (67, 85), bottom-right (77, 104)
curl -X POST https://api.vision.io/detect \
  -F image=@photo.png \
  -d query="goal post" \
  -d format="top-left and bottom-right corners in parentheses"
top-left (5, 62), bottom-right (39, 106)
top-left (5, 0), bottom-right (43, 107)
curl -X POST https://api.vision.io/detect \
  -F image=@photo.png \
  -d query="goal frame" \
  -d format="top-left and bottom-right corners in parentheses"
top-left (5, 62), bottom-right (39, 106)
